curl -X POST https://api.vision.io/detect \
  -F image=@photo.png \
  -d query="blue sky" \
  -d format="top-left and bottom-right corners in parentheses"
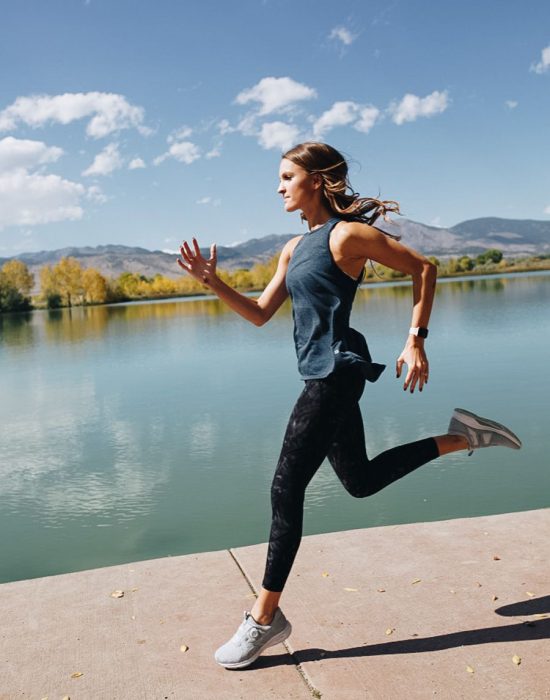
top-left (1, 0), bottom-right (549, 256)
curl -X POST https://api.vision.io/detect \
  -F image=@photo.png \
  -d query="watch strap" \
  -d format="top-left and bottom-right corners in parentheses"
top-left (409, 326), bottom-right (429, 338)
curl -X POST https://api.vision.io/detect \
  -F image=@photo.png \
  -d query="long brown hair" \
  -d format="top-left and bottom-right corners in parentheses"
top-left (282, 142), bottom-right (401, 235)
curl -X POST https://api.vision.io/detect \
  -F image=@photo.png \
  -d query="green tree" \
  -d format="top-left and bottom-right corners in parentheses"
top-left (0, 274), bottom-right (32, 312)
top-left (458, 255), bottom-right (474, 271)
top-left (476, 248), bottom-right (503, 265)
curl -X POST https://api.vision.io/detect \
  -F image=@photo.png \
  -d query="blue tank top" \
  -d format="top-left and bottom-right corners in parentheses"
top-left (285, 217), bottom-right (386, 381)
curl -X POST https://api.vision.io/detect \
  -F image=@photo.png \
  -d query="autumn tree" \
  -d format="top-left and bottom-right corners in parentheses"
top-left (1, 260), bottom-right (34, 297)
top-left (39, 257), bottom-right (84, 307)
top-left (0, 260), bottom-right (34, 312)
top-left (82, 268), bottom-right (108, 304)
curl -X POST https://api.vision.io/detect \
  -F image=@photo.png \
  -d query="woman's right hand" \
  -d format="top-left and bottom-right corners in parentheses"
top-left (177, 237), bottom-right (217, 286)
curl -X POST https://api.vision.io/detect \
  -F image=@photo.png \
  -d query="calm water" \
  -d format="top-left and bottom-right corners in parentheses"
top-left (1, 272), bottom-right (549, 584)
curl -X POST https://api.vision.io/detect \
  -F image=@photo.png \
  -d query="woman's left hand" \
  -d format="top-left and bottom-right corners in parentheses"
top-left (396, 341), bottom-right (429, 393)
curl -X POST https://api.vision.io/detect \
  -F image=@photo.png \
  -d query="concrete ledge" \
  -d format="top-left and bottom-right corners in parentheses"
top-left (1, 509), bottom-right (549, 699)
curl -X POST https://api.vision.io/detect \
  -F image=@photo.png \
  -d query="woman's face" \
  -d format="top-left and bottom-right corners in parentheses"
top-left (277, 158), bottom-right (319, 213)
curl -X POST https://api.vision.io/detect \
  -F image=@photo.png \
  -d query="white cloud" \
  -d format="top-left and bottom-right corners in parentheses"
top-left (128, 157), bottom-right (146, 169)
top-left (196, 196), bottom-right (220, 206)
top-left (389, 90), bottom-right (449, 125)
top-left (258, 121), bottom-right (300, 151)
top-left (544, 205), bottom-right (550, 214)
top-left (530, 45), bottom-right (550, 74)
top-left (311, 102), bottom-right (380, 138)
top-left (0, 92), bottom-right (147, 138)
top-left (0, 170), bottom-right (84, 228)
top-left (236, 113), bottom-right (258, 137)
top-left (154, 141), bottom-right (200, 165)
top-left (82, 143), bottom-right (123, 176)
top-left (313, 101), bottom-right (359, 138)
top-left (505, 100), bottom-right (518, 110)
top-left (354, 105), bottom-right (380, 133)
top-left (168, 125), bottom-right (193, 142)
top-left (86, 185), bottom-right (108, 203)
top-left (235, 77), bottom-right (317, 116)
top-left (329, 26), bottom-right (356, 46)
top-left (0, 136), bottom-right (92, 228)
top-left (0, 136), bottom-right (64, 173)
top-left (217, 119), bottom-right (234, 135)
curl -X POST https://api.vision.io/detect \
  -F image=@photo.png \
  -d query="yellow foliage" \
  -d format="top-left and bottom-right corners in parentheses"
top-left (1, 259), bottom-right (34, 296)
top-left (82, 268), bottom-right (108, 304)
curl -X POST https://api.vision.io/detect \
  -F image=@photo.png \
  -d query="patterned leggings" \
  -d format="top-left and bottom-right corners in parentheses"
top-left (262, 367), bottom-right (440, 592)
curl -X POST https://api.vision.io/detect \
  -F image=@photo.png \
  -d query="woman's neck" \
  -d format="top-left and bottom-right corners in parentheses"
top-left (303, 206), bottom-right (335, 231)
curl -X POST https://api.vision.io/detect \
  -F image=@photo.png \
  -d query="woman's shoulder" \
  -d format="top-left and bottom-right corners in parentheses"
top-left (282, 234), bottom-right (304, 259)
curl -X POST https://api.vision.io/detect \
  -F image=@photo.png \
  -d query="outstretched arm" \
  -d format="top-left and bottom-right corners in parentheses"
top-left (177, 236), bottom-right (298, 326)
top-left (336, 222), bottom-right (437, 393)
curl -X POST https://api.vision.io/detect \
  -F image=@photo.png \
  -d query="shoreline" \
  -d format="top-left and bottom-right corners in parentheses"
top-left (8, 262), bottom-right (550, 314)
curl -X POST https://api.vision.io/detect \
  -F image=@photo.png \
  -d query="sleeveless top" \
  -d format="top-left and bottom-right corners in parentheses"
top-left (285, 217), bottom-right (386, 381)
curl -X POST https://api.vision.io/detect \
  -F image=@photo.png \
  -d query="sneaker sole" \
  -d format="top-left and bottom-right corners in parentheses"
top-left (452, 408), bottom-right (522, 449)
top-left (217, 622), bottom-right (292, 670)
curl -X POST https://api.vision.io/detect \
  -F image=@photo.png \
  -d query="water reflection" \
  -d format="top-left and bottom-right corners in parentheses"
top-left (0, 312), bottom-right (35, 348)
top-left (1, 273), bottom-right (544, 351)
top-left (0, 271), bottom-right (548, 583)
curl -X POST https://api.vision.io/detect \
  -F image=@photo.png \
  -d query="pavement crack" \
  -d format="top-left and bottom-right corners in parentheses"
top-left (228, 548), bottom-right (322, 698)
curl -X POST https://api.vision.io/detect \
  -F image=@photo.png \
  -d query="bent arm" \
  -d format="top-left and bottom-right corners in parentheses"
top-left (186, 237), bottom-right (297, 327)
top-left (341, 222), bottom-right (437, 331)
top-left (340, 222), bottom-right (437, 392)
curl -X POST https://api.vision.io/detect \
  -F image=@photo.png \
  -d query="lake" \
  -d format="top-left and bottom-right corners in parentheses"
top-left (1, 271), bottom-right (548, 584)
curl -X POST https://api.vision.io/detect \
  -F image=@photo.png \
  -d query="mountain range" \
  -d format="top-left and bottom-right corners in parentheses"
top-left (1, 217), bottom-right (548, 283)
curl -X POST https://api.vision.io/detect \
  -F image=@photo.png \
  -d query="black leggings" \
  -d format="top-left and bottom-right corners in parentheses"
top-left (262, 367), bottom-right (440, 592)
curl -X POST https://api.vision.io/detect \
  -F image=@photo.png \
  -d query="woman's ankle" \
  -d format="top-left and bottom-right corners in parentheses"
top-left (250, 605), bottom-right (277, 625)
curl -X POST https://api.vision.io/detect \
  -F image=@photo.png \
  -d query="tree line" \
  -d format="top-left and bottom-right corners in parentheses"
top-left (1, 248), bottom-right (549, 313)
top-left (0, 254), bottom-right (280, 312)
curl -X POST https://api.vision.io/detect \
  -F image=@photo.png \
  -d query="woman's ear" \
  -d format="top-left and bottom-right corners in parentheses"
top-left (312, 173), bottom-right (323, 190)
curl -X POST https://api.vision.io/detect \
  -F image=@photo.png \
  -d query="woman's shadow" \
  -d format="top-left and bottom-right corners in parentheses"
top-left (255, 595), bottom-right (550, 668)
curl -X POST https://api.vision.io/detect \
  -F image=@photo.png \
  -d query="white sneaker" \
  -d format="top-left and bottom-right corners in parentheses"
top-left (214, 608), bottom-right (292, 669)
top-left (448, 408), bottom-right (522, 455)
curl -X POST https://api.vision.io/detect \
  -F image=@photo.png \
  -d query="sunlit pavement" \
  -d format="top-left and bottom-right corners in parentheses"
top-left (1, 509), bottom-right (548, 699)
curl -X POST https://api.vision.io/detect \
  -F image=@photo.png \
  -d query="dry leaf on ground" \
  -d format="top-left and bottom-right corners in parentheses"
top-left (180, 644), bottom-right (189, 652)
top-left (493, 555), bottom-right (501, 560)
top-left (411, 578), bottom-right (421, 584)
top-left (110, 590), bottom-right (124, 598)
top-left (512, 655), bottom-right (521, 666)
top-left (377, 588), bottom-right (386, 592)
top-left (492, 595), bottom-right (498, 602)
top-left (385, 627), bottom-right (395, 635)
top-left (466, 665), bottom-right (475, 674)
top-left (526, 591), bottom-right (535, 597)
top-left (321, 572), bottom-right (329, 577)
top-left (70, 672), bottom-right (83, 679)
top-left (343, 587), bottom-right (358, 592)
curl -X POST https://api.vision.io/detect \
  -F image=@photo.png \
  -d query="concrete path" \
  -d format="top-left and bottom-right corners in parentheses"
top-left (1, 509), bottom-right (549, 699)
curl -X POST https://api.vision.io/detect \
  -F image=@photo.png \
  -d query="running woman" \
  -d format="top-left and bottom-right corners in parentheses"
top-left (176, 142), bottom-right (522, 670)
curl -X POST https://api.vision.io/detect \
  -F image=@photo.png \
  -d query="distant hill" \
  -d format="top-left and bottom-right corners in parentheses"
top-left (1, 217), bottom-right (548, 287)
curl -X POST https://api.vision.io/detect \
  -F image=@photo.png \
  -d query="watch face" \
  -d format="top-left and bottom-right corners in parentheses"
top-left (418, 327), bottom-right (429, 338)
